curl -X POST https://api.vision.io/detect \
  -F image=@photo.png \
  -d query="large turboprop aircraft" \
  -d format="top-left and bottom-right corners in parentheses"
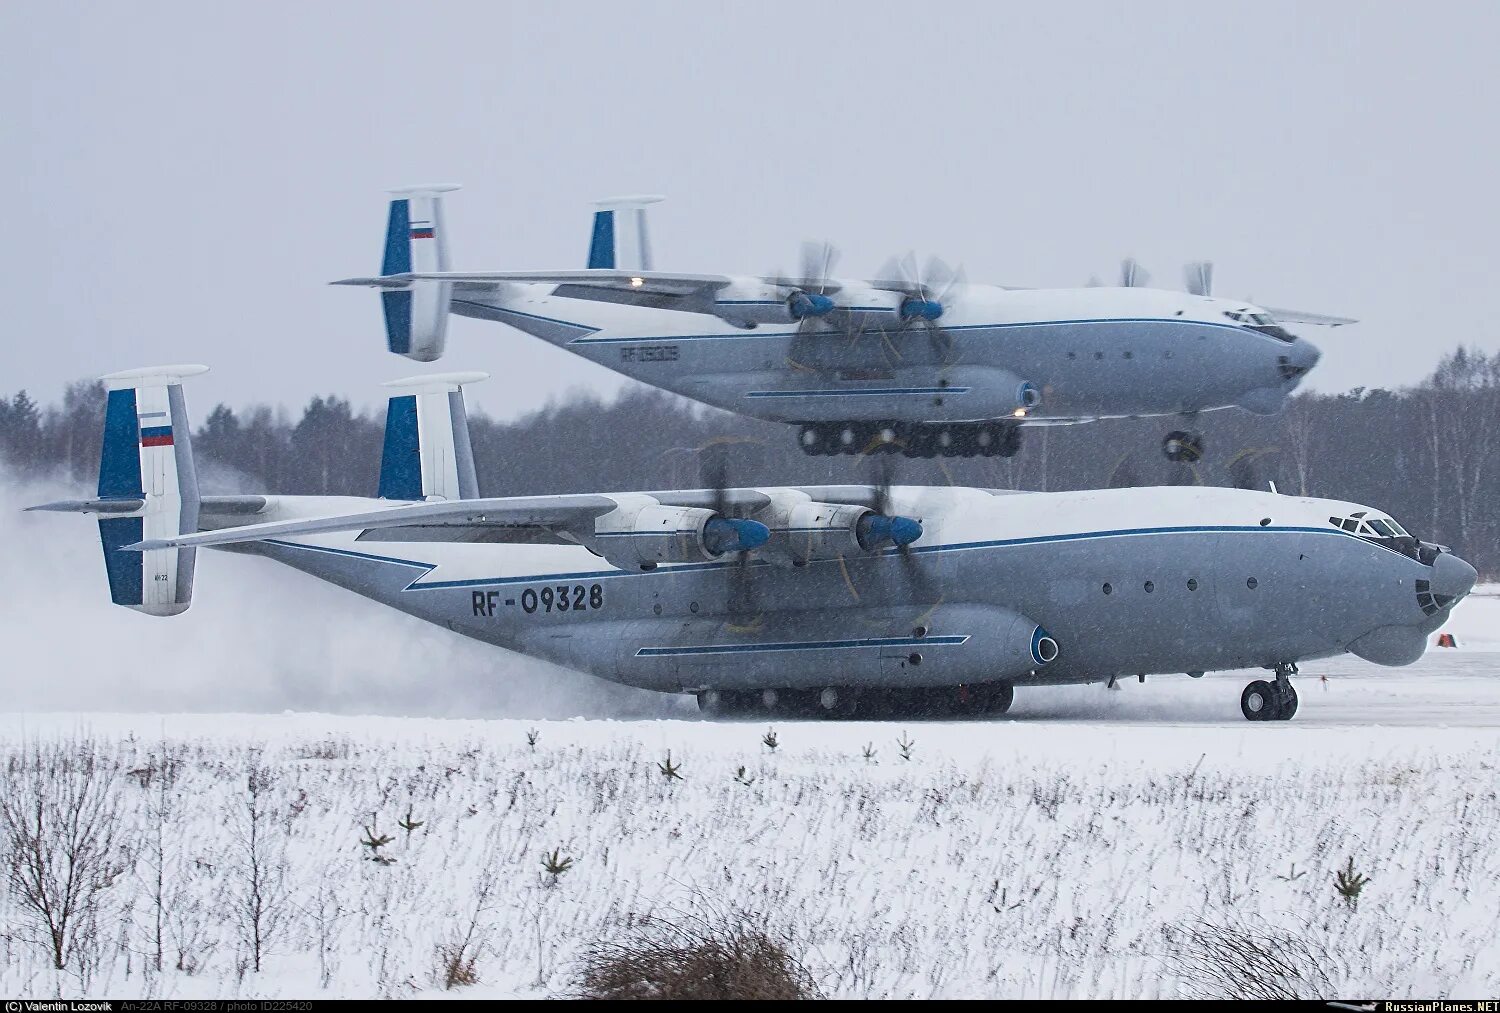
top-left (31, 366), bottom-right (1473, 721)
top-left (335, 187), bottom-right (1353, 462)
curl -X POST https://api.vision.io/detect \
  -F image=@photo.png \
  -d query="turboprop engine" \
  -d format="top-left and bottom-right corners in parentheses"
top-left (710, 279), bottom-right (839, 326)
top-left (756, 491), bottom-right (923, 565)
top-left (590, 498), bottom-right (769, 570)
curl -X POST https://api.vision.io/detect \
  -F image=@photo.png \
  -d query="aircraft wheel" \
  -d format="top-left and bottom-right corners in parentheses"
top-left (947, 683), bottom-right (1015, 717)
top-left (798, 425), bottom-right (830, 456)
top-left (999, 425), bottom-right (1023, 458)
top-left (975, 425), bottom-right (999, 456)
top-left (1240, 680), bottom-right (1277, 721)
top-left (1163, 430), bottom-right (1205, 463)
top-left (837, 424), bottom-right (867, 455)
top-left (904, 426), bottom-right (938, 458)
top-left (817, 686), bottom-right (861, 718)
top-left (952, 425), bottom-right (980, 458)
top-left (971, 682), bottom-right (1015, 714)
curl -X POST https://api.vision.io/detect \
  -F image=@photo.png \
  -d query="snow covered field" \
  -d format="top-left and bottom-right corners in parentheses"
top-left (3, 593), bottom-right (1497, 999)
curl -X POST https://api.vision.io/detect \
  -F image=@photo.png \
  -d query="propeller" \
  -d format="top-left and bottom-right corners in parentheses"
top-left (1097, 258), bottom-right (1214, 296)
top-left (699, 442), bottom-right (765, 626)
top-left (828, 453), bottom-right (934, 608)
top-left (877, 252), bottom-right (967, 364)
top-left (1119, 258), bottom-right (1151, 288)
top-left (1183, 261), bottom-right (1214, 297)
top-left (770, 240), bottom-right (841, 323)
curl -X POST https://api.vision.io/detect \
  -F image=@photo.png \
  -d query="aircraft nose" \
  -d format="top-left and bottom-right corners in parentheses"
top-left (1430, 550), bottom-right (1478, 604)
top-left (1277, 337), bottom-right (1321, 384)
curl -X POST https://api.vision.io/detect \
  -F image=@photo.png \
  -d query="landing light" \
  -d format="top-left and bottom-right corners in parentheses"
top-left (1013, 408), bottom-right (1028, 418)
top-left (630, 276), bottom-right (644, 288)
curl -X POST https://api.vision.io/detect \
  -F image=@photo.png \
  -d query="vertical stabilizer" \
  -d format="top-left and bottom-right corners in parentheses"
top-left (380, 184), bottom-right (460, 360)
top-left (96, 365), bottom-right (207, 616)
top-left (586, 195), bottom-right (665, 271)
top-left (377, 371), bottom-right (488, 501)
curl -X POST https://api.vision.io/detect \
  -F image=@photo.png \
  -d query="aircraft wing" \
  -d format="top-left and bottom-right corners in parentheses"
top-left (332, 269), bottom-right (733, 299)
top-left (124, 494), bottom-right (620, 552)
top-left (1262, 306), bottom-right (1358, 327)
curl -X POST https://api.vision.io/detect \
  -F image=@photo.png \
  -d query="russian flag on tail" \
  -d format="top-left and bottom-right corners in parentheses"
top-left (139, 425), bottom-right (174, 448)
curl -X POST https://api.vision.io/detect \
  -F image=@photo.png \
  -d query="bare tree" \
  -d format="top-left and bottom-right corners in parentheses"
top-left (1422, 348), bottom-right (1500, 556)
top-left (229, 753), bottom-right (287, 974)
top-left (133, 744), bottom-right (181, 975)
top-left (435, 871), bottom-right (498, 990)
top-left (1280, 396), bottom-right (1318, 497)
top-left (0, 738), bottom-right (126, 977)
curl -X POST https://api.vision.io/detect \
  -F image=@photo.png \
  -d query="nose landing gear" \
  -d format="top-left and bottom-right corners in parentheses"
top-left (1241, 663), bottom-right (1299, 721)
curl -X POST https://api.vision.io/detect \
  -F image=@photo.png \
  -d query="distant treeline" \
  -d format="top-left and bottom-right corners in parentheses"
top-left (4, 347), bottom-right (1498, 576)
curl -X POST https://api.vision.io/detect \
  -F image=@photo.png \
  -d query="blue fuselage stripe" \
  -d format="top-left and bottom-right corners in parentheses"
top-left (637, 635), bottom-right (969, 657)
top-left (745, 387), bottom-right (968, 397)
top-left (562, 316), bottom-right (1257, 346)
top-left (260, 523), bottom-right (1359, 591)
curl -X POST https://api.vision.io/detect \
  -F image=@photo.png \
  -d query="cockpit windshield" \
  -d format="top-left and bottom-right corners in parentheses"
top-left (1224, 308), bottom-right (1297, 343)
top-left (1329, 511), bottom-right (1420, 559)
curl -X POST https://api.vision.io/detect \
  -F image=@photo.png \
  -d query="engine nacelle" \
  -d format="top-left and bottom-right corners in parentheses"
top-left (592, 501), bottom-right (769, 570)
top-left (710, 280), bottom-right (839, 326)
top-left (762, 497), bottom-right (923, 564)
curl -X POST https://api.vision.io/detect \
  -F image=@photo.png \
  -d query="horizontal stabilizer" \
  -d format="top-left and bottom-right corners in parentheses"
top-left (28, 498), bottom-right (146, 514)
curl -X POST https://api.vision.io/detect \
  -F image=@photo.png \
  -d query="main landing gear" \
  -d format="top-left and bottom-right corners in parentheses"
top-left (798, 421), bottom-right (1023, 459)
top-left (697, 683), bottom-right (1015, 720)
top-left (1241, 663), bottom-right (1299, 721)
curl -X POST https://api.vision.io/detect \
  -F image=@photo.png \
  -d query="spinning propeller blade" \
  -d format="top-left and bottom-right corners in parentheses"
top-left (1119, 258), bottom-right (1150, 288)
top-left (699, 442), bottom-right (763, 626)
top-left (1184, 261), bottom-right (1214, 297)
top-left (880, 252), bottom-right (965, 365)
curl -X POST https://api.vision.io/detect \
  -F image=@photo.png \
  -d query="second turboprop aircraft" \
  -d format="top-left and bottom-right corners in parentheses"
top-left (337, 187), bottom-right (1352, 463)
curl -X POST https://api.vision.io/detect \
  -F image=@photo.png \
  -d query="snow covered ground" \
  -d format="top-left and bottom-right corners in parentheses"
top-left (2, 589), bottom-right (1496, 999)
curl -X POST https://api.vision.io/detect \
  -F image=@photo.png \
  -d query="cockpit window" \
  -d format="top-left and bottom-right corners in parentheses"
top-left (1329, 512), bottom-right (1420, 559)
top-left (1225, 308), bottom-right (1296, 342)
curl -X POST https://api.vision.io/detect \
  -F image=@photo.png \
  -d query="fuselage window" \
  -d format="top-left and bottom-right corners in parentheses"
top-left (1102, 583), bottom-right (1112, 595)
top-left (1247, 577), bottom-right (1258, 589)
top-left (1187, 578), bottom-right (1199, 591)
top-left (1144, 580), bottom-right (1154, 593)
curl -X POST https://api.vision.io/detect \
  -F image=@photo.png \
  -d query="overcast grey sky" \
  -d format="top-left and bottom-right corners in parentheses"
top-left (3, 2), bottom-right (1496, 419)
